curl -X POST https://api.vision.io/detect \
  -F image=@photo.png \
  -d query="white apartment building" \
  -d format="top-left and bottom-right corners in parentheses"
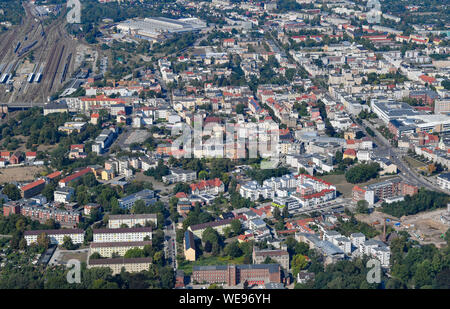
top-left (24, 229), bottom-right (84, 246)
top-left (350, 232), bottom-right (366, 248)
top-left (93, 227), bottom-right (152, 243)
top-left (239, 181), bottom-right (275, 201)
top-left (359, 239), bottom-right (391, 267)
top-left (108, 214), bottom-right (158, 229)
top-left (437, 173), bottom-right (450, 191)
top-left (87, 257), bottom-right (153, 275)
top-left (89, 241), bottom-right (152, 258)
top-left (162, 168), bottom-right (197, 184)
top-left (54, 187), bottom-right (75, 204)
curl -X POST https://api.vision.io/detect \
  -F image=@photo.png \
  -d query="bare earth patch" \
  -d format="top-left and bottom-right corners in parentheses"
top-left (0, 166), bottom-right (46, 184)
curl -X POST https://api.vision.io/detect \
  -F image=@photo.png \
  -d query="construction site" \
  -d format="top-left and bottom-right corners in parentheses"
top-left (356, 206), bottom-right (450, 248)
top-left (0, 1), bottom-right (81, 105)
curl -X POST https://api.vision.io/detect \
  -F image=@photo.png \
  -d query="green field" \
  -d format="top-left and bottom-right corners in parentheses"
top-left (404, 156), bottom-right (427, 169)
top-left (320, 174), bottom-right (400, 198)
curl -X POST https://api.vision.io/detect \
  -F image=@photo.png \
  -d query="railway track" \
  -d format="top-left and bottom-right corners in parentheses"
top-left (0, 31), bottom-right (15, 64)
top-left (1, 2), bottom-right (79, 103)
top-left (48, 45), bottom-right (65, 93)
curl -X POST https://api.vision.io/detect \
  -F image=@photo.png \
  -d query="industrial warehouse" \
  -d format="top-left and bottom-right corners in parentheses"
top-left (116, 17), bottom-right (207, 41)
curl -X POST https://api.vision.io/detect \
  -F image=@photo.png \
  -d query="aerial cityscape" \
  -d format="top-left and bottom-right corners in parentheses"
top-left (0, 0), bottom-right (449, 292)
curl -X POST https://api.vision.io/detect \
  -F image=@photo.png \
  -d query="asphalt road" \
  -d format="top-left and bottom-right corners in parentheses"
top-left (164, 219), bottom-right (177, 271)
top-left (360, 119), bottom-right (445, 192)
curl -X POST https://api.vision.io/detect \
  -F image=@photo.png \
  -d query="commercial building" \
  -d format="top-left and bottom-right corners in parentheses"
top-left (116, 17), bottom-right (206, 40)
top-left (93, 227), bottom-right (152, 243)
top-left (192, 264), bottom-right (281, 286)
top-left (371, 100), bottom-right (421, 124)
top-left (24, 229), bottom-right (84, 245)
top-left (108, 213), bottom-right (158, 229)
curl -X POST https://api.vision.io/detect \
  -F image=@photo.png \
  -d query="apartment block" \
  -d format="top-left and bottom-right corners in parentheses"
top-left (108, 213), bottom-right (158, 229)
top-left (89, 241), bottom-right (152, 258)
top-left (24, 229), bottom-right (84, 246)
top-left (93, 227), bottom-right (152, 243)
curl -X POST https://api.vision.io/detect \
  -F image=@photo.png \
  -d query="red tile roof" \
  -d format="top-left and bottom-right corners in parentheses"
top-left (344, 149), bottom-right (357, 156)
top-left (47, 171), bottom-right (62, 179)
top-left (190, 178), bottom-right (223, 192)
top-left (21, 179), bottom-right (45, 192)
top-left (59, 168), bottom-right (92, 184)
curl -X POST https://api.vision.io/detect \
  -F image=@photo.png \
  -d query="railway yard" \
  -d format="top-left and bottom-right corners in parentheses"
top-left (0, 2), bottom-right (81, 104)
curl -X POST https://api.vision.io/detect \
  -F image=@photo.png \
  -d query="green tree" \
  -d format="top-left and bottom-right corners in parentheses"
top-left (37, 232), bottom-right (50, 250)
top-left (224, 241), bottom-right (242, 258)
top-left (124, 247), bottom-right (146, 258)
top-left (292, 254), bottom-right (309, 276)
top-left (62, 235), bottom-right (76, 250)
top-left (356, 200), bottom-right (369, 214)
top-left (2, 184), bottom-right (21, 201)
top-left (231, 219), bottom-right (242, 236)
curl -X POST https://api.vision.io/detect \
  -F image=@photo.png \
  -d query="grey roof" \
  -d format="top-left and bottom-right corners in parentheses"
top-left (184, 230), bottom-right (195, 251)
top-left (24, 228), bottom-right (83, 236)
top-left (88, 257), bottom-right (152, 265)
top-left (90, 241), bottom-right (152, 248)
top-left (351, 232), bottom-right (366, 238)
top-left (189, 218), bottom-right (234, 231)
top-left (93, 227), bottom-right (152, 234)
top-left (118, 189), bottom-right (155, 204)
top-left (264, 283), bottom-right (285, 289)
top-left (438, 172), bottom-right (450, 181)
top-left (108, 213), bottom-right (157, 220)
top-left (193, 264), bottom-right (280, 274)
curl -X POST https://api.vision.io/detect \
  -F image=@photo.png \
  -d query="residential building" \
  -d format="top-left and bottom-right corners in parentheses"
top-left (117, 189), bottom-right (156, 210)
top-left (93, 227), bottom-right (152, 243)
top-left (184, 230), bottom-right (196, 261)
top-left (252, 248), bottom-right (290, 270)
top-left (21, 179), bottom-right (46, 198)
top-left (89, 241), bottom-right (152, 258)
top-left (87, 257), bottom-right (153, 275)
top-left (437, 172), bottom-right (450, 191)
top-left (190, 178), bottom-right (224, 195)
top-left (188, 219), bottom-right (234, 239)
top-left (24, 229), bottom-right (84, 245)
top-left (162, 168), bottom-right (197, 184)
top-left (108, 214), bottom-right (158, 228)
top-left (54, 187), bottom-right (75, 204)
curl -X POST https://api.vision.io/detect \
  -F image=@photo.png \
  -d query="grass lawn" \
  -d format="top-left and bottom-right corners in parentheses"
top-left (178, 255), bottom-right (245, 276)
top-left (404, 156), bottom-right (427, 169)
top-left (320, 174), bottom-right (400, 198)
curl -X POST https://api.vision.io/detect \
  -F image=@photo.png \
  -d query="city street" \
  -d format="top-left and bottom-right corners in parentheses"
top-left (164, 219), bottom-right (177, 271)
top-left (360, 119), bottom-right (445, 192)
